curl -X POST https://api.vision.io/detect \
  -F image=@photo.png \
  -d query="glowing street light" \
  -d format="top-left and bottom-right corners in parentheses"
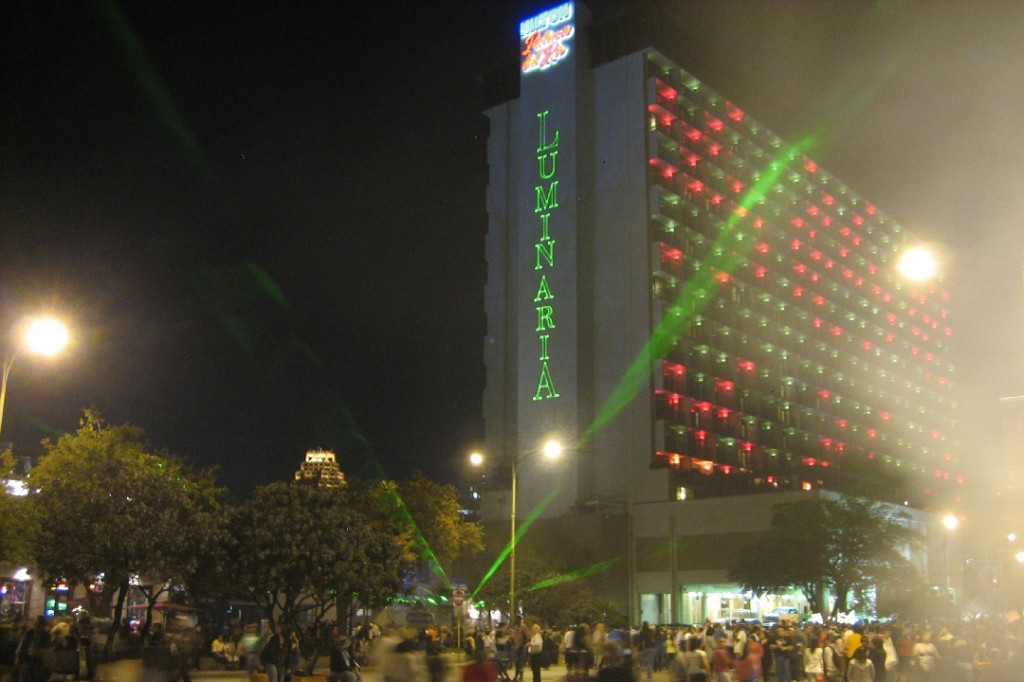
top-left (470, 438), bottom-right (562, 623)
top-left (897, 245), bottom-right (939, 282)
top-left (941, 513), bottom-right (959, 600)
top-left (0, 316), bottom-right (70, 441)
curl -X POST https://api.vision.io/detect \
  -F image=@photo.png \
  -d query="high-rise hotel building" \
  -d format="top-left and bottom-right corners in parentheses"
top-left (481, 2), bottom-right (959, 622)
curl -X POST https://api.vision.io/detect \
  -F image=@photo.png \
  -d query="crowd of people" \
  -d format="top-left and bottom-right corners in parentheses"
top-left (10, 612), bottom-right (1024, 682)
top-left (441, 617), bottom-right (1024, 682)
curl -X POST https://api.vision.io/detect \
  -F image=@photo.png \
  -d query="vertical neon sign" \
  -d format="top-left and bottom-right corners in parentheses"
top-left (533, 109), bottom-right (560, 400)
top-left (512, 0), bottom-right (582, 515)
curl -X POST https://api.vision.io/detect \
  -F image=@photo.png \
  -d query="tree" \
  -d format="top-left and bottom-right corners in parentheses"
top-left (0, 448), bottom-right (33, 565)
top-left (27, 409), bottom-right (226, 645)
top-left (730, 493), bottom-right (922, 618)
top-left (228, 480), bottom-right (411, 662)
top-left (384, 472), bottom-right (484, 583)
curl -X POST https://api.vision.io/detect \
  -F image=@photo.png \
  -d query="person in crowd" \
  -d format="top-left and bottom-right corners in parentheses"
top-left (592, 623), bottom-right (607, 658)
top-left (667, 642), bottom-right (690, 682)
top-left (463, 647), bottom-right (499, 682)
top-left (389, 629), bottom-right (428, 682)
top-left (972, 643), bottom-right (995, 682)
top-left (260, 624), bottom-right (292, 682)
top-left (865, 635), bottom-right (886, 681)
top-left (743, 629), bottom-right (765, 682)
top-left (710, 637), bottom-right (732, 682)
top-left (596, 642), bottom-right (632, 682)
top-left (845, 647), bottom-right (875, 682)
top-left (803, 637), bottom-right (827, 682)
top-left (683, 637), bottom-right (709, 682)
top-left (636, 622), bottom-right (656, 682)
top-left (239, 624), bottom-right (263, 674)
top-left (568, 623), bottom-right (592, 679)
top-left (328, 629), bottom-right (360, 682)
top-left (910, 630), bottom-right (939, 680)
top-left (482, 629), bottom-right (497, 660)
top-left (562, 625), bottom-right (576, 672)
top-left (73, 611), bottom-right (95, 681)
top-left (211, 633), bottom-right (237, 670)
top-left (511, 618), bottom-right (528, 682)
top-left (542, 628), bottom-right (559, 669)
top-left (15, 616), bottom-right (50, 682)
top-left (527, 625), bottom-right (545, 682)
top-left (770, 626), bottom-right (797, 682)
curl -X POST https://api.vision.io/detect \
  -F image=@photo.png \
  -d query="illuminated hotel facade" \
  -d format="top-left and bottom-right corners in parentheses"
top-left (481, 2), bottom-right (959, 623)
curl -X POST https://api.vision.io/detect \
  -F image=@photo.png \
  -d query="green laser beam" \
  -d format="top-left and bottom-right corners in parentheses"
top-left (470, 483), bottom-right (563, 600)
top-left (525, 556), bottom-right (622, 592)
top-left (90, 0), bottom-right (213, 178)
top-left (580, 36), bottom-right (904, 446)
top-left (377, 481), bottom-right (451, 589)
top-left (582, 135), bottom-right (817, 444)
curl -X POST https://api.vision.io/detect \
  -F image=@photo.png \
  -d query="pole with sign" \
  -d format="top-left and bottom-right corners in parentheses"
top-left (453, 580), bottom-right (467, 659)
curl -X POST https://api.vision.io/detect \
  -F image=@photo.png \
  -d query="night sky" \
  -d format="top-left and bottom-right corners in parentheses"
top-left (3, 1), bottom-right (1023, 499)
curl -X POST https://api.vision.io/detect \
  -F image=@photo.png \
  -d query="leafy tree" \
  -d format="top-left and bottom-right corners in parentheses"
top-left (27, 409), bottom-right (226, 645)
top-left (385, 472), bottom-right (484, 583)
top-left (0, 448), bottom-right (33, 564)
top-left (730, 493), bottom-right (921, 618)
top-left (228, 480), bottom-right (411, 661)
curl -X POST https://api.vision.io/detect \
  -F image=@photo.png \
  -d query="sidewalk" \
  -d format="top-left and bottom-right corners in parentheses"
top-left (95, 659), bottom-right (680, 682)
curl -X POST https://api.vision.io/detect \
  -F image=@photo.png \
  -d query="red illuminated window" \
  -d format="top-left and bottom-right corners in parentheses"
top-left (726, 102), bottom-right (745, 122)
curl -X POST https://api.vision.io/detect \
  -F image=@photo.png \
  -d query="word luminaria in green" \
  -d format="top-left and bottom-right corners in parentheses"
top-left (533, 109), bottom-right (560, 401)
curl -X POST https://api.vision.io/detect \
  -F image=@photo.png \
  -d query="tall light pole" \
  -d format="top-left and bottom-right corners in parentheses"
top-left (942, 513), bottom-right (959, 601)
top-left (0, 317), bottom-right (70, 442)
top-left (472, 439), bottom-right (562, 624)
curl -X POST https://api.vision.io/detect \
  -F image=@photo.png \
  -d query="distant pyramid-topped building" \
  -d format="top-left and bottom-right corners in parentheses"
top-left (294, 449), bottom-right (347, 488)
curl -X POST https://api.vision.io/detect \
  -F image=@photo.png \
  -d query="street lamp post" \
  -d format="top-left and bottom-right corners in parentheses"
top-left (472, 439), bottom-right (562, 624)
top-left (942, 513), bottom-right (959, 601)
top-left (0, 317), bottom-right (70, 442)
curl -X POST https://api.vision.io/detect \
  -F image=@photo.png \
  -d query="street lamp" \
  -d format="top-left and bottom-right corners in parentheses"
top-left (897, 245), bottom-right (939, 282)
top-left (942, 513), bottom-right (959, 600)
top-left (471, 439), bottom-right (562, 623)
top-left (0, 317), bottom-right (70, 441)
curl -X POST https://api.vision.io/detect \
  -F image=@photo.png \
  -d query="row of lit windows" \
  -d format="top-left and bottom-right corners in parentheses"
top-left (669, 313), bottom-right (956, 434)
top-left (645, 64), bottom-right (925, 286)
top-left (647, 73), bottom-right (950, 327)
top-left (654, 421), bottom-right (960, 493)
top-left (649, 185), bottom-right (952, 359)
top-left (645, 150), bottom-right (951, 347)
top-left (655, 354), bottom-right (953, 458)
top-left (652, 264), bottom-right (955, 402)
